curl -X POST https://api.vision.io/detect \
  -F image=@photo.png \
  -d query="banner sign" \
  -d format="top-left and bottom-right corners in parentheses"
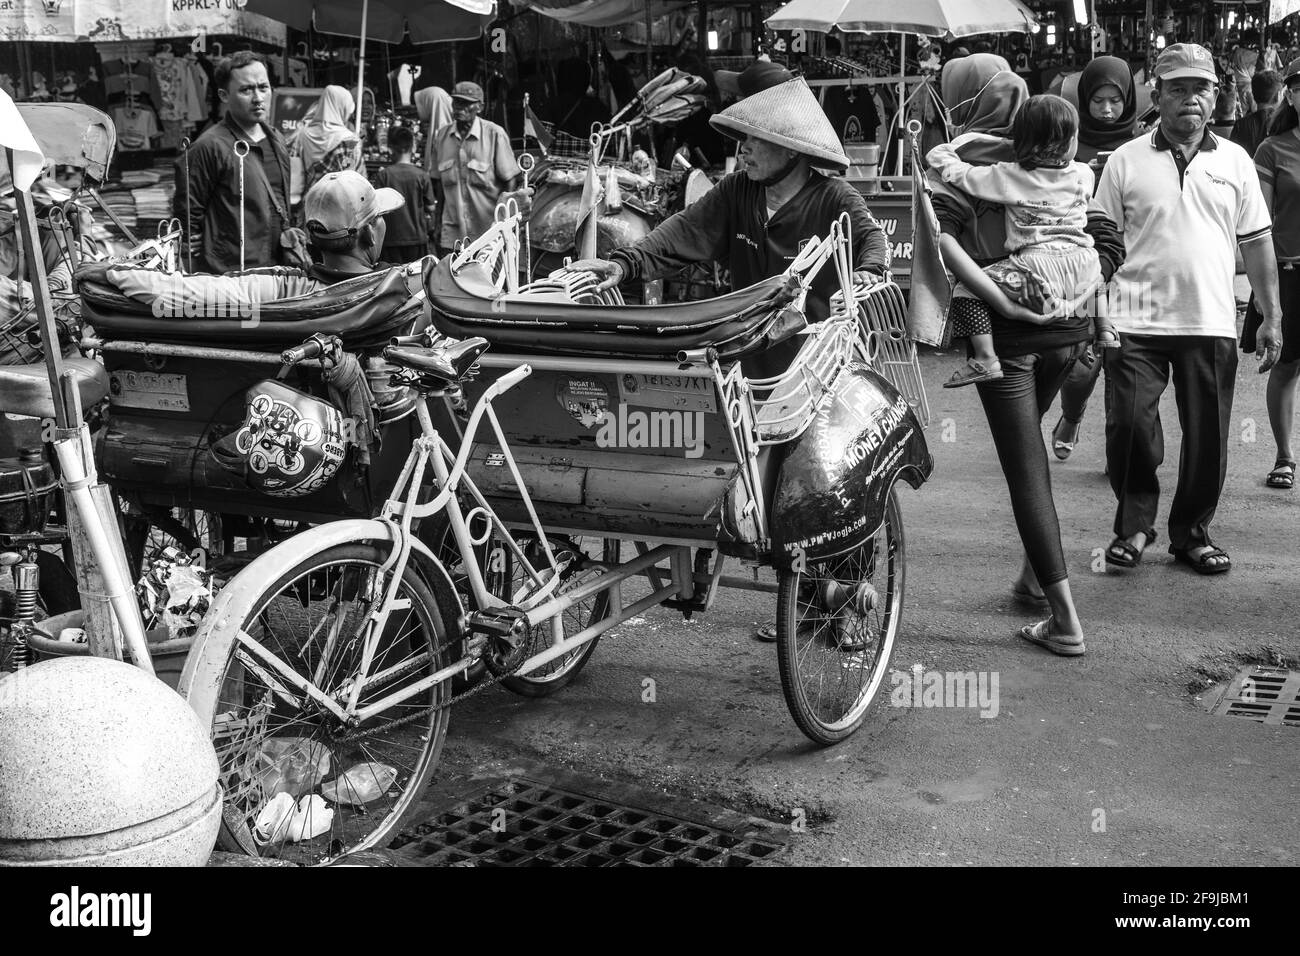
top-left (1, 0), bottom-right (286, 45)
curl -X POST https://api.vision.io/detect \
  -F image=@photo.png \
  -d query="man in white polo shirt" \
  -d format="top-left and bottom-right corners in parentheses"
top-left (1094, 43), bottom-right (1284, 575)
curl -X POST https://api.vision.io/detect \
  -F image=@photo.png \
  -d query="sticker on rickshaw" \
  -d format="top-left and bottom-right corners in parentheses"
top-left (108, 371), bottom-right (190, 412)
top-left (617, 373), bottom-right (717, 413)
top-left (556, 377), bottom-right (611, 428)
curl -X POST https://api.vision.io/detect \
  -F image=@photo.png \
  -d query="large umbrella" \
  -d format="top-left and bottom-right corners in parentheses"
top-left (240, 0), bottom-right (496, 133)
top-left (767, 0), bottom-right (1038, 172)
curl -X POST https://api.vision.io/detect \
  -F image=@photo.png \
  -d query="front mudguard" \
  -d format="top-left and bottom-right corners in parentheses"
top-left (769, 364), bottom-right (932, 572)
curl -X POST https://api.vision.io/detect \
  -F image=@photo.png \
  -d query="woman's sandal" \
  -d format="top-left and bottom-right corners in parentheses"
top-left (1266, 458), bottom-right (1297, 490)
top-left (1011, 582), bottom-right (1051, 609)
top-left (1018, 617), bottom-right (1086, 657)
top-left (1169, 544), bottom-right (1231, 575)
top-left (1052, 416), bottom-right (1081, 461)
top-left (1104, 528), bottom-right (1157, 568)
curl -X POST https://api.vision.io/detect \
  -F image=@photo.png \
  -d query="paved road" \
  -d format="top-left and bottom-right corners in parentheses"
top-left (433, 318), bottom-right (1299, 866)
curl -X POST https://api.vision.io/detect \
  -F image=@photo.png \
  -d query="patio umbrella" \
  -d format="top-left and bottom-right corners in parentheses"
top-left (240, 0), bottom-right (496, 133)
top-left (766, 0), bottom-right (1038, 172)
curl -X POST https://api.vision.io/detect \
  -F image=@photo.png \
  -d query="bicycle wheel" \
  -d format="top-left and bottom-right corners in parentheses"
top-left (184, 543), bottom-right (452, 865)
top-left (499, 536), bottom-right (614, 698)
top-left (776, 487), bottom-right (905, 746)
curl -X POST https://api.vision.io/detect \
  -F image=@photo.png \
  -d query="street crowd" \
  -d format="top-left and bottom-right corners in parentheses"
top-left (171, 44), bottom-right (1297, 660)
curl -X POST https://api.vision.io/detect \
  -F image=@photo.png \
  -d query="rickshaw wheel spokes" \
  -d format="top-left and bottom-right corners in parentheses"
top-left (190, 544), bottom-right (452, 865)
top-left (776, 487), bottom-right (905, 746)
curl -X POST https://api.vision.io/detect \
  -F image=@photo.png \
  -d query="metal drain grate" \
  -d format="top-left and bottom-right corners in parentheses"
top-left (391, 777), bottom-right (788, 867)
top-left (1210, 667), bottom-right (1300, 726)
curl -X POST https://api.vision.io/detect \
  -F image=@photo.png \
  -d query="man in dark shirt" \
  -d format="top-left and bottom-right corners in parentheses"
top-left (373, 125), bottom-right (436, 262)
top-left (568, 76), bottom-right (890, 337)
top-left (173, 51), bottom-right (305, 274)
top-left (1231, 70), bottom-right (1283, 157)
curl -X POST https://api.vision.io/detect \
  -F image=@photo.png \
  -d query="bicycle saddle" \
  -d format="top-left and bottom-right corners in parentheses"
top-left (0, 357), bottom-right (110, 420)
top-left (383, 337), bottom-right (489, 387)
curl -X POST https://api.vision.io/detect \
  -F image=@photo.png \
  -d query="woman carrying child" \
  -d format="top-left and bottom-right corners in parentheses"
top-left (928, 93), bottom-right (1119, 389)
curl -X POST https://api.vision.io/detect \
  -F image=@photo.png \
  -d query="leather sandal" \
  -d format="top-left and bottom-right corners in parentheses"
top-left (1266, 458), bottom-right (1296, 490)
top-left (943, 358), bottom-right (1003, 388)
top-left (1169, 544), bottom-right (1231, 575)
top-left (1105, 528), bottom-right (1156, 568)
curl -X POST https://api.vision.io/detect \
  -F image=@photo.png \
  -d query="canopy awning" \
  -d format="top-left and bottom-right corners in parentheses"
top-left (1, 1), bottom-right (286, 46)
top-left (518, 0), bottom-right (692, 28)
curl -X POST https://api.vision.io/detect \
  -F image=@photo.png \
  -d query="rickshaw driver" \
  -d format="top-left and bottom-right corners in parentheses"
top-left (566, 78), bottom-right (890, 645)
top-left (565, 75), bottom-right (890, 379)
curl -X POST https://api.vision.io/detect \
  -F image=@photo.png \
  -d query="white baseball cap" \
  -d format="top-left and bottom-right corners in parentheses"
top-left (303, 170), bottom-right (403, 240)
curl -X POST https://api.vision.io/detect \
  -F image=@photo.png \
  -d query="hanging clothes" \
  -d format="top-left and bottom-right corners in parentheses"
top-left (114, 105), bottom-right (160, 152)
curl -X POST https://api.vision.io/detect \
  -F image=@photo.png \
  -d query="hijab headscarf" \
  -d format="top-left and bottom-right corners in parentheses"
top-left (1076, 56), bottom-right (1138, 151)
top-left (414, 86), bottom-right (452, 172)
top-left (941, 53), bottom-right (1027, 139)
top-left (295, 85), bottom-right (356, 175)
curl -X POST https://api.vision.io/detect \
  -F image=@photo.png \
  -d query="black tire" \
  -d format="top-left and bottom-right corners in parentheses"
top-left (500, 537), bottom-right (614, 698)
top-left (183, 543), bottom-right (452, 865)
top-left (776, 487), bottom-right (905, 746)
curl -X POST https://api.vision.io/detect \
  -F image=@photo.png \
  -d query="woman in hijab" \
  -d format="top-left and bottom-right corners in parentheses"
top-left (290, 85), bottom-right (363, 207)
top-left (926, 53), bottom-right (1127, 657)
top-left (414, 86), bottom-right (453, 174)
top-left (1050, 56), bottom-right (1141, 462)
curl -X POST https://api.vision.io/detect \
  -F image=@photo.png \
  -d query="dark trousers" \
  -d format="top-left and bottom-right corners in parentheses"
top-left (1105, 334), bottom-right (1237, 549)
top-left (1059, 345), bottom-right (1106, 423)
top-left (976, 341), bottom-right (1088, 586)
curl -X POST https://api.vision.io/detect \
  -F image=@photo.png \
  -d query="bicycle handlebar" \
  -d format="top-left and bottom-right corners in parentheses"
top-left (281, 337), bottom-right (324, 365)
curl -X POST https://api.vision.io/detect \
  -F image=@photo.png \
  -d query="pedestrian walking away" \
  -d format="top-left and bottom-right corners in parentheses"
top-left (924, 53), bottom-right (1128, 656)
top-left (1093, 43), bottom-right (1285, 575)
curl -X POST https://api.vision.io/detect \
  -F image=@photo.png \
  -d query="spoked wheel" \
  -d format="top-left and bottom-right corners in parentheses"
top-left (118, 500), bottom-right (220, 579)
top-left (776, 488), bottom-right (905, 746)
top-left (498, 535), bottom-right (615, 698)
top-left (184, 543), bottom-right (452, 865)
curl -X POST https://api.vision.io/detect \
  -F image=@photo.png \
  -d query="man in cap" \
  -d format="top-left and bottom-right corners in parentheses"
top-left (99, 170), bottom-right (412, 308)
top-left (430, 80), bottom-right (530, 255)
top-left (566, 75), bottom-right (890, 369)
top-left (1093, 43), bottom-right (1284, 575)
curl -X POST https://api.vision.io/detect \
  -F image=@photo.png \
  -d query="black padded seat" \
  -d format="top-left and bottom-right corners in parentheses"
top-left (0, 357), bottom-right (110, 420)
top-left (424, 258), bottom-right (804, 360)
top-left (76, 261), bottom-right (427, 350)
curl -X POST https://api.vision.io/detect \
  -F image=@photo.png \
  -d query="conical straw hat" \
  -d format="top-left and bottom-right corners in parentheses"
top-left (710, 77), bottom-right (848, 170)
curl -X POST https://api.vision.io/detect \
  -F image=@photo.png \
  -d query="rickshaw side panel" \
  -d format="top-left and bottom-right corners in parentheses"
top-left (770, 364), bottom-right (932, 571)
top-left (458, 362), bottom-right (740, 541)
top-left (98, 350), bottom-right (419, 522)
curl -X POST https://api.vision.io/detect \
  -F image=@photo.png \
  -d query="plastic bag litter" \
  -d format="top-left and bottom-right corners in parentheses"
top-left (250, 737), bottom-right (331, 801)
top-left (253, 792), bottom-right (334, 845)
top-left (135, 546), bottom-right (215, 639)
top-left (320, 762), bottom-right (398, 807)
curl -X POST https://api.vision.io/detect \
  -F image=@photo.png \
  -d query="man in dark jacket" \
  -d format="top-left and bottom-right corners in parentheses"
top-left (567, 76), bottom-right (890, 342)
top-left (173, 51), bottom-right (304, 274)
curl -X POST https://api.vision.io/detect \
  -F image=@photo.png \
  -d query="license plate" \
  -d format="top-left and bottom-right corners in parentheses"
top-left (109, 371), bottom-right (190, 412)
top-left (617, 373), bottom-right (717, 413)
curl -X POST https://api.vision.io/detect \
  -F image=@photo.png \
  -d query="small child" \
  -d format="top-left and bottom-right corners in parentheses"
top-left (927, 94), bottom-right (1119, 388)
top-left (373, 125), bottom-right (437, 262)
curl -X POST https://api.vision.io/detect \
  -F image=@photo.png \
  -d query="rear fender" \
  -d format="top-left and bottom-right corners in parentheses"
top-left (769, 365), bottom-right (933, 572)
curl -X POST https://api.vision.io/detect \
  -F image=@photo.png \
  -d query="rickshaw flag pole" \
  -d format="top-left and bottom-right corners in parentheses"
top-left (2, 96), bottom-right (151, 668)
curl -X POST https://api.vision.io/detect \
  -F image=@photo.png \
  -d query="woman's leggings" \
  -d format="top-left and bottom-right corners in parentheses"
top-left (975, 339), bottom-right (1090, 586)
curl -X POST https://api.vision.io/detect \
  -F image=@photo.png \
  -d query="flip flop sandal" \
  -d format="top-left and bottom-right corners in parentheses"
top-left (1169, 544), bottom-right (1232, 575)
top-left (1018, 617), bottom-right (1086, 657)
top-left (1104, 528), bottom-right (1157, 568)
top-left (1052, 416), bottom-right (1081, 461)
top-left (1266, 458), bottom-right (1296, 489)
top-left (1011, 583), bottom-right (1051, 609)
top-left (754, 622), bottom-right (777, 642)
